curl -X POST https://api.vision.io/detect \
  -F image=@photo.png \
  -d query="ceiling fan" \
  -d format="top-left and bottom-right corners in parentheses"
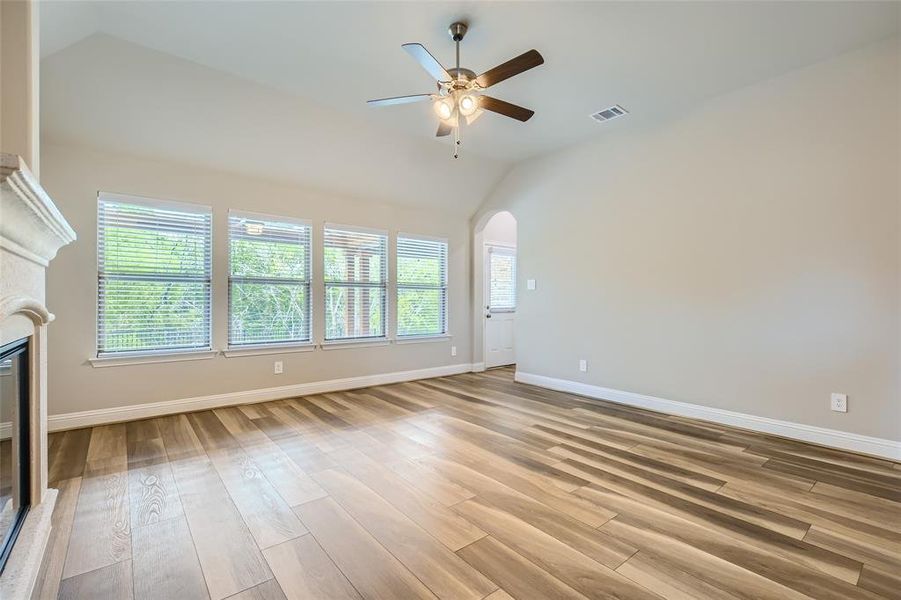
top-left (367, 22), bottom-right (544, 158)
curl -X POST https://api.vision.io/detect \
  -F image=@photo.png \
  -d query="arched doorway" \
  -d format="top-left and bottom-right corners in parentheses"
top-left (472, 211), bottom-right (517, 369)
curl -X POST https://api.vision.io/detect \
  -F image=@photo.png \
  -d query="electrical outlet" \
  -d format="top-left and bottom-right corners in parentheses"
top-left (579, 359), bottom-right (587, 372)
top-left (451, 345), bottom-right (457, 357)
top-left (830, 393), bottom-right (847, 413)
top-left (274, 361), bottom-right (284, 375)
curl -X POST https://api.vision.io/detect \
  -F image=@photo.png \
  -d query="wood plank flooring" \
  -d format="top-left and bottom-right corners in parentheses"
top-left (36, 367), bottom-right (901, 600)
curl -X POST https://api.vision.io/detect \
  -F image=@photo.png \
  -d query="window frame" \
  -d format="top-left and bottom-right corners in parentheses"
top-left (396, 233), bottom-right (449, 339)
top-left (96, 192), bottom-right (213, 357)
top-left (322, 223), bottom-right (389, 344)
top-left (227, 210), bottom-right (313, 349)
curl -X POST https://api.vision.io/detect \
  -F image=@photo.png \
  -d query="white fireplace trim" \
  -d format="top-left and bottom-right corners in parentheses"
top-left (0, 295), bottom-right (53, 326)
top-left (0, 489), bottom-right (57, 600)
top-left (0, 297), bottom-right (54, 600)
top-left (0, 296), bottom-right (50, 500)
top-left (0, 153), bottom-right (74, 598)
top-left (0, 154), bottom-right (76, 267)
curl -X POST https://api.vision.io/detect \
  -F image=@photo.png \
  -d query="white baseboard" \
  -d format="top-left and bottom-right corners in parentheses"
top-left (470, 362), bottom-right (486, 372)
top-left (515, 371), bottom-right (901, 461)
top-left (49, 363), bottom-right (476, 432)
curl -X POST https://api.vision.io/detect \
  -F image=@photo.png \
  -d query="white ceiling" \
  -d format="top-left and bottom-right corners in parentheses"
top-left (39, 1), bottom-right (899, 211)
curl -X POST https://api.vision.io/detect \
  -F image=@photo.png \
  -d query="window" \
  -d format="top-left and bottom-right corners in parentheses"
top-left (488, 246), bottom-right (516, 312)
top-left (228, 212), bottom-right (311, 346)
top-left (397, 235), bottom-right (448, 337)
top-left (323, 225), bottom-right (387, 341)
top-left (97, 194), bottom-right (212, 355)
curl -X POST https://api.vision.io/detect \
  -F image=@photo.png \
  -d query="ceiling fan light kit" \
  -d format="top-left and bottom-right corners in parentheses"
top-left (368, 21), bottom-right (544, 159)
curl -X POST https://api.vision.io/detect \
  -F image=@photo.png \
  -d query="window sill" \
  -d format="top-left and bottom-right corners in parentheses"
top-left (320, 338), bottom-right (390, 350)
top-left (89, 349), bottom-right (218, 368)
top-left (222, 343), bottom-right (315, 358)
top-left (395, 335), bottom-right (452, 345)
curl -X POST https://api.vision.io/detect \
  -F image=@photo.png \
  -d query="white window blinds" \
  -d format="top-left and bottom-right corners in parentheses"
top-left (97, 194), bottom-right (212, 355)
top-left (323, 225), bottom-right (387, 341)
top-left (228, 212), bottom-right (311, 346)
top-left (488, 246), bottom-right (516, 312)
top-left (397, 235), bottom-right (448, 337)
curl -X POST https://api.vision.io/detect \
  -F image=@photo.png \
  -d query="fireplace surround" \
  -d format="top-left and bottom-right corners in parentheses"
top-left (0, 154), bottom-right (75, 598)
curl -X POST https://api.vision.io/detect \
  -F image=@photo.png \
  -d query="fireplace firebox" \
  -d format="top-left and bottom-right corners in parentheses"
top-left (0, 338), bottom-right (30, 574)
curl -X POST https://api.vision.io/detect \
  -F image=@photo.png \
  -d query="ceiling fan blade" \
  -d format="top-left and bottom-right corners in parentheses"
top-left (475, 49), bottom-right (544, 89)
top-left (367, 94), bottom-right (434, 107)
top-left (479, 96), bottom-right (535, 122)
top-left (402, 43), bottom-right (452, 82)
top-left (436, 121), bottom-right (453, 137)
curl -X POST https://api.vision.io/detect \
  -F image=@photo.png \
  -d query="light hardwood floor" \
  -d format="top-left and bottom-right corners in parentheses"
top-left (34, 368), bottom-right (901, 600)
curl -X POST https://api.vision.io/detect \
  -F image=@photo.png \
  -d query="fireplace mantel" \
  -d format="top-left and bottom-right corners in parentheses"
top-left (0, 153), bottom-right (75, 599)
top-left (1, 154), bottom-right (75, 269)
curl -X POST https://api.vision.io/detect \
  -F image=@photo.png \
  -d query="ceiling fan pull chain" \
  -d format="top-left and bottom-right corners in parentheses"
top-left (454, 115), bottom-right (462, 159)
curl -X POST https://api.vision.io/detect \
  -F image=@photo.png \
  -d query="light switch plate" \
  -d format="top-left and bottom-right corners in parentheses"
top-left (579, 359), bottom-right (587, 372)
top-left (527, 279), bottom-right (536, 290)
top-left (451, 346), bottom-right (457, 357)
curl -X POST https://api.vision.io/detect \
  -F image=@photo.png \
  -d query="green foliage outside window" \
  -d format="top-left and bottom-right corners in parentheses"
top-left (101, 206), bottom-right (448, 352)
top-left (229, 236), bottom-right (309, 345)
top-left (98, 203), bottom-right (210, 354)
top-left (397, 241), bottom-right (447, 337)
top-left (324, 246), bottom-right (383, 339)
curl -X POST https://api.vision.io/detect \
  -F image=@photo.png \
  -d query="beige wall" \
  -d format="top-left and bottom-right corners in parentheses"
top-left (41, 143), bottom-right (471, 416)
top-left (477, 38), bottom-right (900, 441)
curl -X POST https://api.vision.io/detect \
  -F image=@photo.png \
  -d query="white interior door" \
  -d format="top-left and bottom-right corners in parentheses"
top-left (485, 244), bottom-right (516, 368)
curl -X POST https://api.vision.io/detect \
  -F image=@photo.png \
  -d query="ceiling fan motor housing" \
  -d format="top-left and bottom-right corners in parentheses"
top-left (449, 68), bottom-right (476, 84)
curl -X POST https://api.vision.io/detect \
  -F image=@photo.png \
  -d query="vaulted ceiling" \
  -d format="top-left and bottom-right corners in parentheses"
top-left (39, 1), bottom-right (899, 214)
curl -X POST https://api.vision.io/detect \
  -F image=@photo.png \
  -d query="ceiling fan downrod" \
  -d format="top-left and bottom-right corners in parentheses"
top-left (450, 22), bottom-right (467, 159)
top-left (450, 22), bottom-right (467, 71)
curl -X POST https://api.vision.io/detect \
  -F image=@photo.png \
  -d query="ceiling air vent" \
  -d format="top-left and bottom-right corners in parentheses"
top-left (590, 105), bottom-right (628, 123)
